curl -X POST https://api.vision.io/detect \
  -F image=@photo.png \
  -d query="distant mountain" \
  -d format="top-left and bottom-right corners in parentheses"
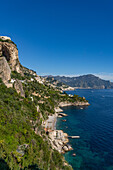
top-left (44, 76), bottom-right (75, 91)
top-left (45, 74), bottom-right (113, 89)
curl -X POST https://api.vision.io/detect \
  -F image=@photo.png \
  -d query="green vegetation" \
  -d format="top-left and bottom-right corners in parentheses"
top-left (0, 68), bottom-right (88, 169)
top-left (11, 71), bottom-right (35, 80)
top-left (23, 79), bottom-right (87, 120)
top-left (0, 78), bottom-right (73, 169)
top-left (11, 71), bottom-right (25, 80)
top-left (0, 38), bottom-right (88, 169)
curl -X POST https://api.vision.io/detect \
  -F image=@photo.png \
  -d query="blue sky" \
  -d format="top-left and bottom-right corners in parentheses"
top-left (0, 0), bottom-right (113, 81)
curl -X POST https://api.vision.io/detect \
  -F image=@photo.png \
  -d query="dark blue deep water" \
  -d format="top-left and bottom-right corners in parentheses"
top-left (56, 89), bottom-right (113, 170)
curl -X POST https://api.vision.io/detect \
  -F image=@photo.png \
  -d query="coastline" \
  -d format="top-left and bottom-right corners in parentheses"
top-left (43, 101), bottom-right (90, 154)
top-left (43, 107), bottom-right (71, 153)
top-left (59, 101), bottom-right (90, 107)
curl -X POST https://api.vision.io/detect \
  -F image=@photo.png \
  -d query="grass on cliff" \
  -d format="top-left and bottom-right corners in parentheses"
top-left (23, 80), bottom-right (87, 118)
top-left (0, 78), bottom-right (72, 170)
top-left (11, 71), bottom-right (35, 80)
top-left (0, 72), bottom-right (87, 169)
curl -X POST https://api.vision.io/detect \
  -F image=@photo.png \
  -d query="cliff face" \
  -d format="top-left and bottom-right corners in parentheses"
top-left (0, 37), bottom-right (22, 84)
top-left (0, 37), bottom-right (37, 84)
top-left (0, 57), bottom-right (11, 83)
top-left (0, 41), bottom-right (21, 73)
top-left (14, 79), bottom-right (25, 97)
top-left (0, 37), bottom-right (26, 97)
top-left (0, 36), bottom-right (38, 97)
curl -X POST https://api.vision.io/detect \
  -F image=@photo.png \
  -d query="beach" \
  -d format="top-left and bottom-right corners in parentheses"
top-left (43, 106), bottom-right (73, 153)
top-left (43, 100), bottom-right (90, 154)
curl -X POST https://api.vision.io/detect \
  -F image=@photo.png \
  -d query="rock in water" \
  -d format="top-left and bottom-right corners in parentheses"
top-left (14, 79), bottom-right (25, 97)
top-left (0, 57), bottom-right (11, 83)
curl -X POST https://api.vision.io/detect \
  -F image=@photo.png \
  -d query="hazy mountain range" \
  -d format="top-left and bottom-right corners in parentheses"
top-left (44, 74), bottom-right (113, 89)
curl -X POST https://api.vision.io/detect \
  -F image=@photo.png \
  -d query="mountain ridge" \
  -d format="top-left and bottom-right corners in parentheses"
top-left (44, 74), bottom-right (113, 89)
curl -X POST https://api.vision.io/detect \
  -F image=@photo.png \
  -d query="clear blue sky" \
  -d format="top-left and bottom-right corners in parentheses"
top-left (0, 0), bottom-right (113, 80)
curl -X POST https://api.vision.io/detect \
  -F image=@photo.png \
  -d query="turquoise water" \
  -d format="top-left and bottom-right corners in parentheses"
top-left (56, 89), bottom-right (113, 170)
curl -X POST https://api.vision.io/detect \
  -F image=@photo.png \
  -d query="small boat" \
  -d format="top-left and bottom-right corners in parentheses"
top-left (62, 119), bottom-right (66, 122)
top-left (68, 136), bottom-right (80, 139)
top-left (72, 153), bottom-right (76, 157)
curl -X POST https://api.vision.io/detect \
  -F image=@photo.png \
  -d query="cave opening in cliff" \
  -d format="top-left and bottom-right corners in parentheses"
top-left (2, 45), bottom-right (11, 62)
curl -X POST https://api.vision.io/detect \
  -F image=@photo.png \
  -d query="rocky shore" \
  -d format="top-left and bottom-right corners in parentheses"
top-left (59, 101), bottom-right (90, 107)
top-left (43, 101), bottom-right (90, 154)
top-left (43, 108), bottom-right (72, 153)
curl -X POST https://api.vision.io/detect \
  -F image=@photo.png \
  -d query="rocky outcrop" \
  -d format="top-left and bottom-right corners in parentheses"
top-left (0, 57), bottom-right (11, 83)
top-left (0, 36), bottom-right (37, 85)
top-left (59, 101), bottom-right (90, 107)
top-left (0, 41), bottom-right (21, 73)
top-left (0, 36), bottom-right (24, 85)
top-left (14, 79), bottom-right (25, 97)
top-left (22, 66), bottom-right (37, 76)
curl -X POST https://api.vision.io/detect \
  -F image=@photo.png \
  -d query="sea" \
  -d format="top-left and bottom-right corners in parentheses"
top-left (56, 89), bottom-right (113, 170)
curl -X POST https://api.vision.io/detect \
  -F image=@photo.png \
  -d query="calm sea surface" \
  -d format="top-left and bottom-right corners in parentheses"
top-left (56, 89), bottom-right (113, 170)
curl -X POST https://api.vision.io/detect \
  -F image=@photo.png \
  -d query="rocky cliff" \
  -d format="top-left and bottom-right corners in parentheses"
top-left (14, 79), bottom-right (25, 97)
top-left (0, 57), bottom-right (11, 83)
top-left (0, 36), bottom-right (37, 84)
top-left (0, 38), bottom-right (21, 73)
top-left (0, 36), bottom-right (35, 96)
top-left (0, 36), bottom-right (23, 83)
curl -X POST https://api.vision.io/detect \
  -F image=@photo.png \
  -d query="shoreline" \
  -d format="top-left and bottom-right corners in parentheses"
top-left (43, 107), bottom-right (71, 153)
top-left (59, 101), bottom-right (90, 107)
top-left (43, 101), bottom-right (90, 154)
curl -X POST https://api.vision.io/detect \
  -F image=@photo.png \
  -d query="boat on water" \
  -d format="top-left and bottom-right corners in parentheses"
top-left (68, 136), bottom-right (80, 139)
top-left (72, 153), bottom-right (76, 156)
top-left (62, 119), bottom-right (67, 122)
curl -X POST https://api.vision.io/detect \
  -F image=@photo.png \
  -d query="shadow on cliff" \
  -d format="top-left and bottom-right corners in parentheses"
top-left (0, 159), bottom-right (41, 170)
top-left (24, 164), bottom-right (41, 170)
top-left (0, 159), bottom-right (10, 170)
